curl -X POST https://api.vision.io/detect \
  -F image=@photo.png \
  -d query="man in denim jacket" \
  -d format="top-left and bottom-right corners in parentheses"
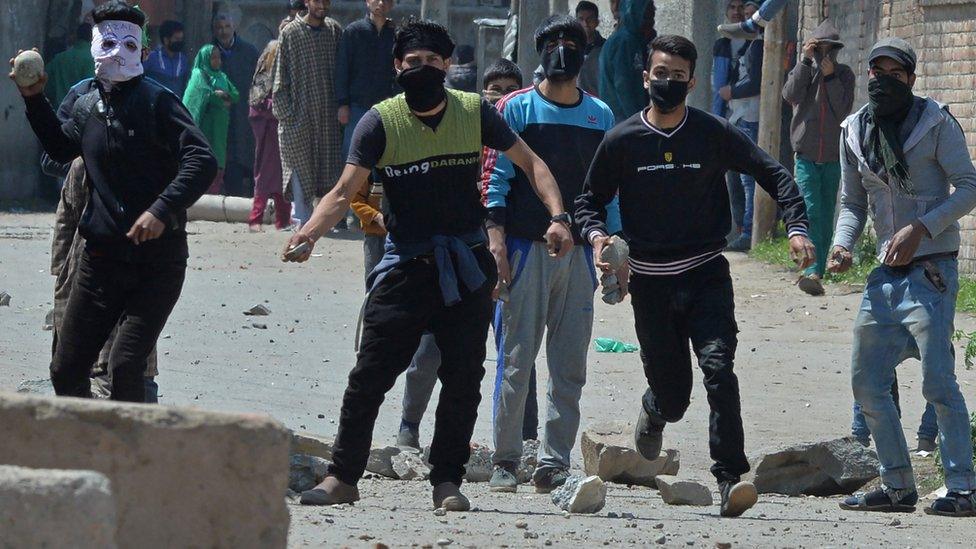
top-left (830, 37), bottom-right (976, 517)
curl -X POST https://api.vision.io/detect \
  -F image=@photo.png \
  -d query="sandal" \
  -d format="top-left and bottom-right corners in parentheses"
top-left (924, 491), bottom-right (976, 517)
top-left (839, 486), bottom-right (918, 513)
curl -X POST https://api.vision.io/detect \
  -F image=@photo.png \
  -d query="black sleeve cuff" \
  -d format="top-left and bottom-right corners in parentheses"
top-left (823, 73), bottom-right (837, 82)
top-left (486, 207), bottom-right (506, 228)
top-left (801, 58), bottom-right (813, 66)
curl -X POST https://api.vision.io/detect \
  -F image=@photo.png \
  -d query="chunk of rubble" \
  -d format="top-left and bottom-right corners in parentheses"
top-left (747, 437), bottom-right (879, 496)
top-left (289, 454), bottom-right (329, 492)
top-left (581, 421), bottom-right (679, 486)
top-left (392, 451), bottom-right (429, 480)
top-left (243, 304), bottom-right (270, 316)
top-left (654, 475), bottom-right (713, 506)
top-left (551, 474), bottom-right (607, 514)
top-left (366, 446), bottom-right (402, 479)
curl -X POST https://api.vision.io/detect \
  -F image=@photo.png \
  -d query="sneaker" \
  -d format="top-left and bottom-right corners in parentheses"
top-left (300, 476), bottom-right (360, 505)
top-left (489, 463), bottom-right (518, 493)
top-left (797, 275), bottom-right (825, 296)
top-left (717, 20), bottom-right (761, 40)
top-left (533, 467), bottom-right (570, 494)
top-left (924, 490), bottom-right (976, 517)
top-left (719, 480), bottom-right (758, 517)
top-left (916, 438), bottom-right (937, 453)
top-left (634, 407), bottom-right (665, 461)
top-left (854, 437), bottom-right (871, 448)
top-left (839, 485), bottom-right (918, 513)
top-left (396, 422), bottom-right (420, 450)
top-left (432, 482), bottom-right (471, 512)
top-left (726, 234), bottom-right (752, 252)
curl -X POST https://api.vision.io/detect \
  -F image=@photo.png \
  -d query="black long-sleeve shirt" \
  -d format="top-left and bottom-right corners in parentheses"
top-left (25, 77), bottom-right (216, 262)
top-left (576, 107), bottom-right (808, 275)
top-left (335, 15), bottom-right (396, 108)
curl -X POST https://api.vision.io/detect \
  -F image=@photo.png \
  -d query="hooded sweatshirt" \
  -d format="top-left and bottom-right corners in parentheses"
top-left (599, 0), bottom-right (654, 122)
top-left (782, 20), bottom-right (855, 163)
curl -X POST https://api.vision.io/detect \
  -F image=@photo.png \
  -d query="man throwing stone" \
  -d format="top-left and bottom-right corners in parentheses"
top-left (283, 20), bottom-right (574, 511)
top-left (833, 38), bottom-right (976, 517)
top-left (576, 35), bottom-right (814, 517)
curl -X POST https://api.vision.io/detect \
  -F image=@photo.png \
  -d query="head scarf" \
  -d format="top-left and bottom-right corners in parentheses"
top-left (182, 44), bottom-right (233, 124)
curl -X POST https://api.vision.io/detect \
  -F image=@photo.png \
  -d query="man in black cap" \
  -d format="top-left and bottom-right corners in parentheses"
top-left (832, 37), bottom-right (976, 516)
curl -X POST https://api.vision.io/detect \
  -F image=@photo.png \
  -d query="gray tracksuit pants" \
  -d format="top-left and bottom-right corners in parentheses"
top-left (492, 238), bottom-right (596, 471)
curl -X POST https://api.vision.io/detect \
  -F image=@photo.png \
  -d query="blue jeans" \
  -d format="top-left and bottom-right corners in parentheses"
top-left (730, 120), bottom-right (758, 236)
top-left (851, 258), bottom-right (976, 492)
top-left (290, 172), bottom-right (312, 227)
top-left (851, 384), bottom-right (939, 443)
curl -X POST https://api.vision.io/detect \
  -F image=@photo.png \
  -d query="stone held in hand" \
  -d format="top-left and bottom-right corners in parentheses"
top-left (12, 50), bottom-right (44, 88)
top-left (654, 475), bottom-right (713, 506)
top-left (581, 421), bottom-right (679, 487)
top-left (551, 474), bottom-right (607, 514)
top-left (746, 437), bottom-right (879, 496)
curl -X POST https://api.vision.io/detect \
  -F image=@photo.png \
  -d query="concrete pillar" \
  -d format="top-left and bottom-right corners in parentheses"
top-left (476, 22), bottom-right (507, 92)
top-left (551, 0), bottom-right (570, 14)
top-left (421, 0), bottom-right (450, 27)
top-left (517, 0), bottom-right (551, 83)
top-left (751, 8), bottom-right (790, 245)
top-left (652, 0), bottom-right (725, 112)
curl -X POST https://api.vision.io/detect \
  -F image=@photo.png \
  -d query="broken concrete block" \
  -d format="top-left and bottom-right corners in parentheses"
top-left (290, 430), bottom-right (334, 460)
top-left (462, 444), bottom-right (494, 482)
top-left (581, 421), bottom-right (680, 486)
top-left (290, 454), bottom-right (330, 492)
top-left (0, 291), bottom-right (10, 306)
top-left (517, 439), bottom-right (540, 483)
top-left (0, 392), bottom-right (290, 548)
top-left (16, 378), bottom-right (55, 396)
top-left (747, 437), bottom-right (879, 496)
top-left (367, 446), bottom-right (402, 478)
top-left (0, 465), bottom-right (117, 549)
top-left (551, 474), bottom-right (607, 514)
top-left (392, 451), bottom-right (430, 480)
top-left (244, 304), bottom-right (270, 316)
top-left (654, 475), bottom-right (713, 506)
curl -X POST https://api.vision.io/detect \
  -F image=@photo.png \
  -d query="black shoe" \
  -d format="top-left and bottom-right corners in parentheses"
top-left (719, 480), bottom-right (758, 517)
top-left (839, 485), bottom-right (918, 513)
top-left (925, 490), bottom-right (976, 517)
top-left (533, 467), bottom-right (570, 494)
top-left (634, 407), bottom-right (664, 460)
top-left (726, 234), bottom-right (752, 252)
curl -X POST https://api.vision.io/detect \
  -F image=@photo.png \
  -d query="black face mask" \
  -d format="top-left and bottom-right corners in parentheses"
top-left (396, 64), bottom-right (447, 112)
top-left (868, 74), bottom-right (913, 119)
top-left (648, 79), bottom-right (689, 113)
top-left (168, 41), bottom-right (185, 53)
top-left (540, 44), bottom-right (583, 82)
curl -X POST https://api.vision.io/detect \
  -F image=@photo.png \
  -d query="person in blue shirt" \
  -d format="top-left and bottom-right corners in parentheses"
top-left (143, 20), bottom-right (189, 97)
top-left (484, 15), bottom-right (621, 495)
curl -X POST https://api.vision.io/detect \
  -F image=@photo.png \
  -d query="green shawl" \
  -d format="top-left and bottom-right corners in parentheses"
top-left (182, 45), bottom-right (239, 168)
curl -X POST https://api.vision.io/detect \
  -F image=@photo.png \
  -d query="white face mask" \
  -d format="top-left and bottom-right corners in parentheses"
top-left (91, 20), bottom-right (144, 83)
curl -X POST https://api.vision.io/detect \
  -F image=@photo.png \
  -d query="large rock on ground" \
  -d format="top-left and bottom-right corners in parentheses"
top-left (0, 465), bottom-right (117, 548)
top-left (654, 475), bottom-right (713, 506)
top-left (290, 454), bottom-right (330, 492)
top-left (551, 474), bottom-right (607, 514)
top-left (367, 446), bottom-right (402, 478)
top-left (392, 451), bottom-right (430, 480)
top-left (747, 437), bottom-right (879, 496)
top-left (290, 430), bottom-right (334, 460)
top-left (581, 421), bottom-right (680, 486)
top-left (0, 392), bottom-right (290, 548)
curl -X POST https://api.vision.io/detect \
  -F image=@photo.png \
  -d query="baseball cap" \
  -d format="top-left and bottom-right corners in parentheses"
top-left (868, 37), bottom-right (917, 74)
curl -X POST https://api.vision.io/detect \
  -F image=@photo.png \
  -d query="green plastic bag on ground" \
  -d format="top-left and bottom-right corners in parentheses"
top-left (594, 338), bottom-right (638, 353)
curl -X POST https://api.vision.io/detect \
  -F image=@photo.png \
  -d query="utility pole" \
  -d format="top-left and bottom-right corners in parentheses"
top-left (751, 7), bottom-right (789, 246)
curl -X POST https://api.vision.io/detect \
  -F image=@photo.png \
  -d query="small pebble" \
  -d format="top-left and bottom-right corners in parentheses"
top-left (889, 518), bottom-right (901, 526)
top-left (654, 523), bottom-right (665, 529)
top-left (655, 534), bottom-right (667, 545)
top-left (523, 532), bottom-right (538, 539)
top-left (433, 508), bottom-right (447, 516)
top-left (436, 539), bottom-right (452, 547)
top-left (515, 520), bottom-right (528, 529)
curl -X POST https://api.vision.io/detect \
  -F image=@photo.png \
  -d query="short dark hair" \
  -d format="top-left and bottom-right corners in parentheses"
top-left (483, 58), bottom-right (523, 88)
top-left (288, 0), bottom-right (305, 10)
top-left (159, 20), bottom-right (184, 41)
top-left (393, 19), bottom-right (455, 61)
top-left (92, 1), bottom-right (146, 27)
top-left (76, 23), bottom-right (93, 42)
top-left (576, 1), bottom-right (599, 17)
top-left (646, 34), bottom-right (698, 75)
top-left (534, 15), bottom-right (587, 54)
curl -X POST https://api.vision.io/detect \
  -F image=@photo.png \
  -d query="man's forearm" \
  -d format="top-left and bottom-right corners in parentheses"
top-left (299, 165), bottom-right (368, 241)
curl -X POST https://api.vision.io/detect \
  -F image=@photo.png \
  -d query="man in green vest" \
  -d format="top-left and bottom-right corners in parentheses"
top-left (282, 20), bottom-right (574, 511)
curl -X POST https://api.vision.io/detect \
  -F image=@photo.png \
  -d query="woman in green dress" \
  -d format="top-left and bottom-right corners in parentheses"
top-left (183, 44), bottom-right (239, 194)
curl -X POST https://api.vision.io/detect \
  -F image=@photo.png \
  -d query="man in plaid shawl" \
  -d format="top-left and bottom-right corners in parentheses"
top-left (273, 0), bottom-right (344, 225)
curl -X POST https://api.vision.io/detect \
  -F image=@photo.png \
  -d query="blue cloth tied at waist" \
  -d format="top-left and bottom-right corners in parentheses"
top-left (367, 230), bottom-right (487, 306)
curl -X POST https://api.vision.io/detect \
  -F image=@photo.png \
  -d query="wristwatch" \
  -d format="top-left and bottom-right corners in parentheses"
top-left (550, 213), bottom-right (572, 227)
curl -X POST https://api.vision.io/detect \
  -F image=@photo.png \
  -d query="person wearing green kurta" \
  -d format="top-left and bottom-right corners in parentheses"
top-left (45, 24), bottom-right (95, 107)
top-left (183, 44), bottom-right (240, 194)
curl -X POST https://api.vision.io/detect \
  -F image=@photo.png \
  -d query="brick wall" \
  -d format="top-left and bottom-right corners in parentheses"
top-left (800, 0), bottom-right (976, 272)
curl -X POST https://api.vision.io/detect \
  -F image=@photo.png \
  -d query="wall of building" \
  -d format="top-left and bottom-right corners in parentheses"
top-left (800, 0), bottom-right (976, 271)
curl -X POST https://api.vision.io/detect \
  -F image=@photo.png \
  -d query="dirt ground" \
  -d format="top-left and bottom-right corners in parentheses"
top-left (2, 214), bottom-right (975, 547)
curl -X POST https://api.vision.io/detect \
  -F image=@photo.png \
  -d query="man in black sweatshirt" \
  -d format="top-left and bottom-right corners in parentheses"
top-left (10, 1), bottom-right (216, 402)
top-left (576, 35), bottom-right (815, 518)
